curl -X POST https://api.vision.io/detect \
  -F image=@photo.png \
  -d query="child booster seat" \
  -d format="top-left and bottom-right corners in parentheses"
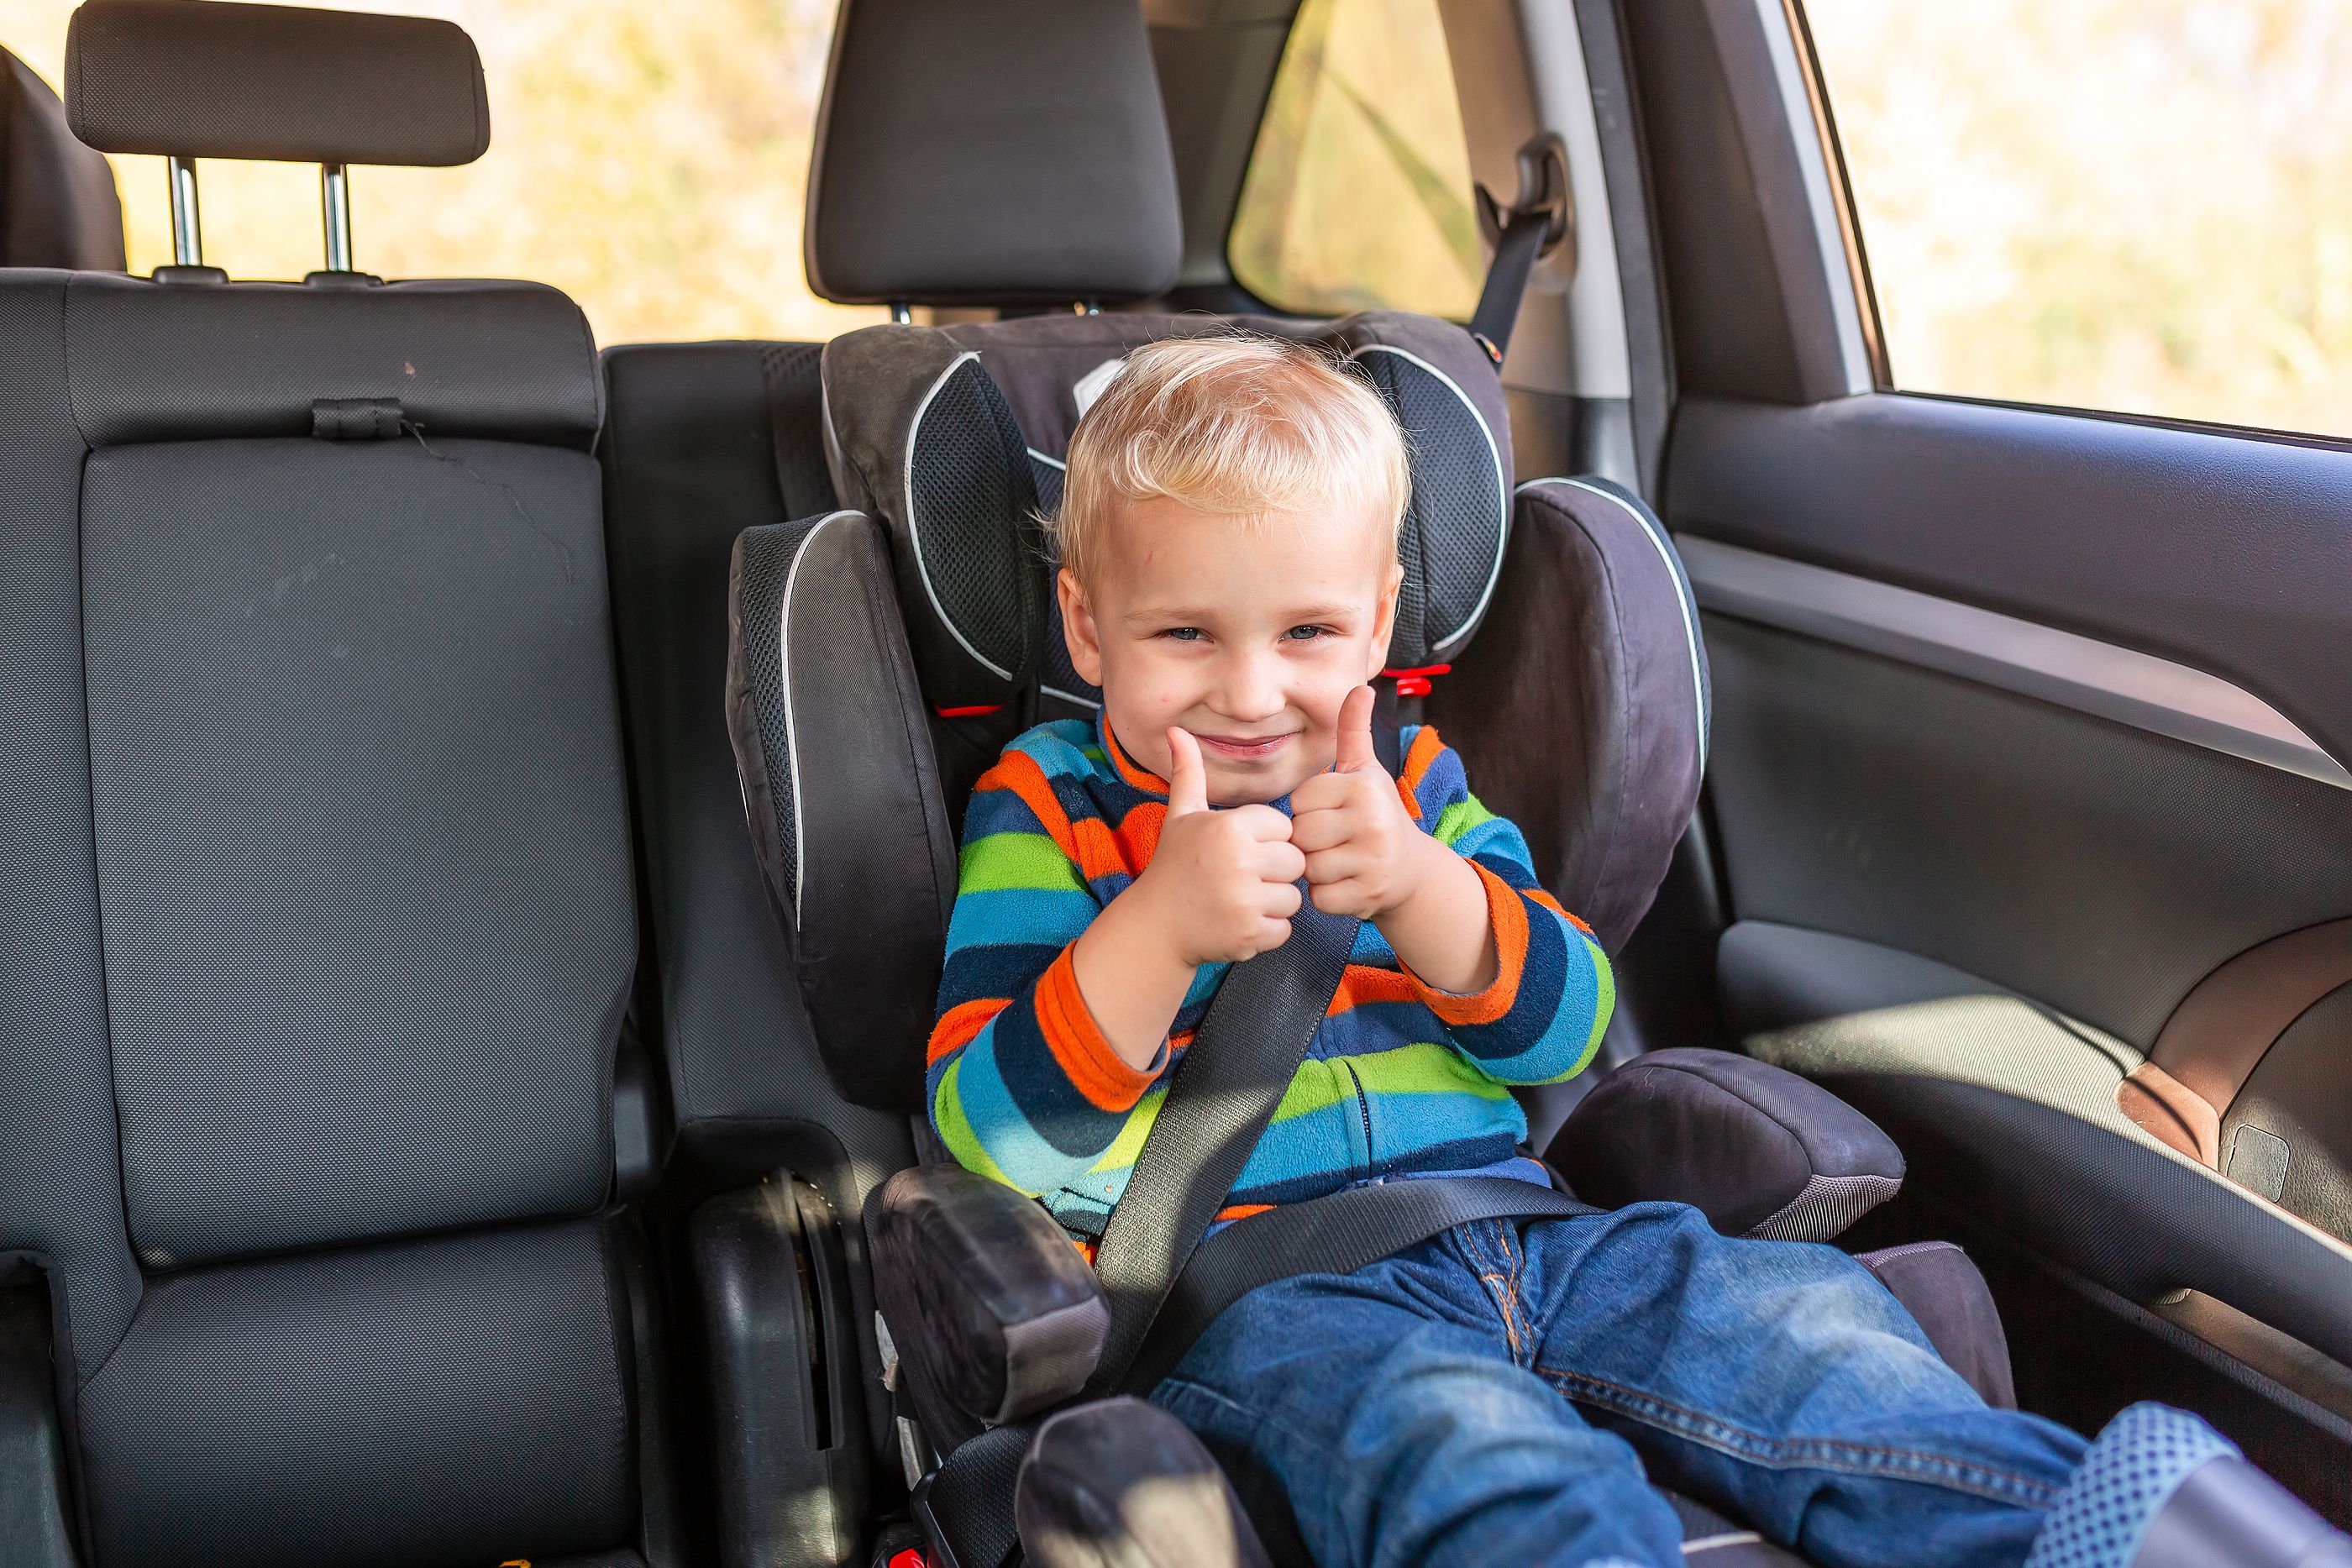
top-left (722, 2), bottom-right (2011, 1562)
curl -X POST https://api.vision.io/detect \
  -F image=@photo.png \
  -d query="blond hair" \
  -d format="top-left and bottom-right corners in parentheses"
top-left (1053, 335), bottom-right (1410, 588)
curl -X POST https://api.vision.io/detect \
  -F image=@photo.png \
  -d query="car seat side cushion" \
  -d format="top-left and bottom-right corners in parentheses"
top-left (1547, 1046), bottom-right (1905, 1242)
top-left (726, 511), bottom-right (957, 1113)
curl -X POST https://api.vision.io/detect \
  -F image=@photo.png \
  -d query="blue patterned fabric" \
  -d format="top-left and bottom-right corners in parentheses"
top-left (2023, 1403), bottom-right (2237, 1568)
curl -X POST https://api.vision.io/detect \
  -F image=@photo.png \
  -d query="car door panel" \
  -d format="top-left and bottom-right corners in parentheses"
top-left (1670, 393), bottom-right (2352, 768)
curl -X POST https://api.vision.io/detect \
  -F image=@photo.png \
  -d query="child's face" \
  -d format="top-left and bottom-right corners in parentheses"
top-left (1059, 494), bottom-right (1402, 805)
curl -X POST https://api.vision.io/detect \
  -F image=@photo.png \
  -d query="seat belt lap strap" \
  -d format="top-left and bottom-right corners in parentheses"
top-left (1120, 1177), bottom-right (1597, 1397)
top-left (1084, 899), bottom-right (1362, 1398)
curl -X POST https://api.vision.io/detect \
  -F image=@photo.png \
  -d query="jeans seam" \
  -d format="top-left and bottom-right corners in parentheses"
top-left (1456, 1223), bottom-right (1525, 1358)
top-left (1536, 1365), bottom-right (2068, 1507)
top-left (1496, 1221), bottom-right (1531, 1367)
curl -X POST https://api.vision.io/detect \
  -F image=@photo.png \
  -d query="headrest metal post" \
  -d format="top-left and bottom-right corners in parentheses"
top-left (888, 302), bottom-right (913, 325)
top-left (320, 163), bottom-right (353, 271)
top-left (167, 155), bottom-right (202, 266)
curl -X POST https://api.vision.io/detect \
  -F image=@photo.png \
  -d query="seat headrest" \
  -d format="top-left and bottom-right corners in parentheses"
top-left (819, 312), bottom-right (1513, 712)
top-left (804, 0), bottom-right (1182, 307)
top-left (66, 1), bottom-right (489, 167)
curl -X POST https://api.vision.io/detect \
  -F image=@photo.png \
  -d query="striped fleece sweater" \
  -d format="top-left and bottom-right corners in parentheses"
top-left (926, 716), bottom-right (1614, 1238)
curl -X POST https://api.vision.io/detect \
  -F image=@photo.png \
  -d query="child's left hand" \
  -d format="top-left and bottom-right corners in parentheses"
top-left (1290, 684), bottom-right (1441, 919)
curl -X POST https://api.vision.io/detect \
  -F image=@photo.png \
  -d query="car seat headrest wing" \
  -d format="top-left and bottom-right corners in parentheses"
top-left (66, 0), bottom-right (490, 167)
top-left (822, 326), bottom-right (1052, 714)
top-left (805, 0), bottom-right (1182, 307)
top-left (1426, 476), bottom-right (1709, 953)
top-left (821, 311), bottom-right (1514, 711)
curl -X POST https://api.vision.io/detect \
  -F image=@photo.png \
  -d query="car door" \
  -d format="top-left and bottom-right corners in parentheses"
top-left (1597, 0), bottom-right (2352, 1514)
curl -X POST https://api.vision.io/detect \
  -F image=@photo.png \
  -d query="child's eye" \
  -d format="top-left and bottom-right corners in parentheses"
top-left (1283, 625), bottom-right (1331, 642)
top-left (1161, 626), bottom-right (1205, 642)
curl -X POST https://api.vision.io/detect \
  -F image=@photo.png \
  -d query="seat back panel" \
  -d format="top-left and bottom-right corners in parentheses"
top-left (0, 274), bottom-right (141, 1386)
top-left (82, 436), bottom-right (633, 1266)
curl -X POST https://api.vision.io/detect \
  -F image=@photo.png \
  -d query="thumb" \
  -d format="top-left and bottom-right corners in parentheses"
top-left (1334, 684), bottom-right (1380, 774)
top-left (1165, 726), bottom-right (1209, 816)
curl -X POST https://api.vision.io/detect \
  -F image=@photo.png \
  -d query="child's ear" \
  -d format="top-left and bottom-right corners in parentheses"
top-left (1364, 559), bottom-right (1404, 679)
top-left (1058, 568), bottom-right (1106, 686)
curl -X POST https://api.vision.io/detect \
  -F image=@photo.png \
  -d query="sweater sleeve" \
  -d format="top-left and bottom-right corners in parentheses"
top-left (1390, 726), bottom-right (1614, 1086)
top-left (925, 748), bottom-right (1164, 1196)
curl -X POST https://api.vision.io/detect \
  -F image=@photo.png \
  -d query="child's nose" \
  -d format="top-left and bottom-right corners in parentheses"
top-left (1213, 652), bottom-right (1287, 721)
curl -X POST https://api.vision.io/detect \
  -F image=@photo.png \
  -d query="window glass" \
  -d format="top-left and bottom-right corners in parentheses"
top-left (1806, 0), bottom-right (2352, 437)
top-left (0, 0), bottom-right (879, 346)
top-left (1229, 0), bottom-right (1482, 320)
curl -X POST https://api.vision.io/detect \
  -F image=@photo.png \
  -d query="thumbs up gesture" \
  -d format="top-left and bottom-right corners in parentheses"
top-left (1291, 684), bottom-right (1427, 920)
top-left (1144, 726), bottom-right (1305, 966)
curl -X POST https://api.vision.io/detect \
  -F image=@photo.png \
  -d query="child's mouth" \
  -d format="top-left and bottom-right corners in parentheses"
top-left (1192, 731), bottom-right (1295, 762)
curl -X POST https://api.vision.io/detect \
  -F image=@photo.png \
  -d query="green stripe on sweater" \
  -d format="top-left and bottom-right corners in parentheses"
top-left (1433, 793), bottom-right (1498, 847)
top-left (960, 831), bottom-right (1089, 894)
top-left (1346, 1041), bottom-right (1516, 1100)
top-left (932, 1060), bottom-right (1033, 1194)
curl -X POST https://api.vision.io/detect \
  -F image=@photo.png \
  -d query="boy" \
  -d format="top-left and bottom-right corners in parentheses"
top-left (924, 338), bottom-right (2261, 1568)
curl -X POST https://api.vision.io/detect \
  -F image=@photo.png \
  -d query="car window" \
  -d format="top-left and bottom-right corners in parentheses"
top-left (1227, 0), bottom-right (1482, 321)
top-left (1804, 0), bottom-right (2352, 438)
top-left (0, 0), bottom-right (879, 347)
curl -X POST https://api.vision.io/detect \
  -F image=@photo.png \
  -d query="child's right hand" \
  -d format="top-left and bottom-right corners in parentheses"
top-left (1144, 726), bottom-right (1304, 965)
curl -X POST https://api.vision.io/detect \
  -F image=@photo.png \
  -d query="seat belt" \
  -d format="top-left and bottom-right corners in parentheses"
top-left (1467, 133), bottom-right (1572, 366)
top-left (1120, 1176), bottom-right (1597, 1397)
top-left (1084, 899), bottom-right (1362, 1398)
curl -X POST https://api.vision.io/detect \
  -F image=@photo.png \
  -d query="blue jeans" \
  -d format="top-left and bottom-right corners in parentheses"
top-left (1150, 1202), bottom-right (2089, 1568)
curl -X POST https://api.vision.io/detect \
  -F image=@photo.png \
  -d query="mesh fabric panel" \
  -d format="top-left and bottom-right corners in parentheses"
top-left (1027, 452), bottom-right (1100, 706)
top-left (907, 359), bottom-right (1043, 682)
top-left (1352, 348), bottom-right (1506, 664)
top-left (758, 340), bottom-right (840, 517)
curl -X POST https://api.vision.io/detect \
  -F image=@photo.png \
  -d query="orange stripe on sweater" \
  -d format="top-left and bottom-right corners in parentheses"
top-left (1326, 963), bottom-right (1420, 1016)
top-left (927, 995), bottom-right (1009, 1065)
top-left (1397, 724), bottom-right (1446, 819)
top-left (1527, 885), bottom-right (1595, 934)
top-left (977, 750), bottom-right (1079, 862)
top-left (1409, 861), bottom-right (1528, 1027)
top-left (1034, 947), bottom-right (1158, 1112)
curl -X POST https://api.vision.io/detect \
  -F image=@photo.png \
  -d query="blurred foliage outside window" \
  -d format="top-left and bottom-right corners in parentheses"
top-left (0, 0), bottom-right (880, 347)
top-left (1808, 0), bottom-right (2352, 438)
top-left (1230, 0), bottom-right (1482, 321)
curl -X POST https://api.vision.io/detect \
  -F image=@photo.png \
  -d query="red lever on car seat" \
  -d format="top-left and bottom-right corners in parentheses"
top-left (1381, 663), bottom-right (1452, 699)
top-left (934, 704), bottom-right (1005, 718)
top-left (887, 1550), bottom-right (930, 1568)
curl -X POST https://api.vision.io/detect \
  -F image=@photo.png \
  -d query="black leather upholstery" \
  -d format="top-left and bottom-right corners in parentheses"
top-left (3, 50), bottom-right (124, 270)
top-left (0, 264), bottom-right (650, 1565)
top-left (1547, 1047), bottom-right (1905, 1241)
top-left (66, 0), bottom-right (491, 166)
top-left (804, 0), bottom-right (1181, 307)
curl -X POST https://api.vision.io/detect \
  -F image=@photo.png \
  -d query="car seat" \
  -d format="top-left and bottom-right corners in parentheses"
top-left (0, 5), bottom-right (675, 1564)
top-left (715, 11), bottom-right (2019, 1565)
